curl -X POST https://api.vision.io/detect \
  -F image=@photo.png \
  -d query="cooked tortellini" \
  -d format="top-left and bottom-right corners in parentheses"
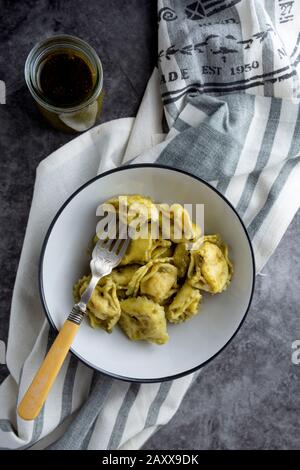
top-left (119, 236), bottom-right (153, 265)
top-left (158, 203), bottom-right (198, 243)
top-left (151, 239), bottom-right (173, 259)
top-left (73, 275), bottom-right (121, 332)
top-left (110, 265), bottom-right (140, 288)
top-left (188, 235), bottom-right (232, 293)
top-left (173, 243), bottom-right (190, 278)
top-left (126, 259), bottom-right (178, 304)
top-left (73, 195), bottom-right (233, 345)
top-left (119, 297), bottom-right (169, 345)
top-left (110, 265), bottom-right (140, 299)
top-left (166, 283), bottom-right (202, 324)
top-left (105, 194), bottom-right (156, 226)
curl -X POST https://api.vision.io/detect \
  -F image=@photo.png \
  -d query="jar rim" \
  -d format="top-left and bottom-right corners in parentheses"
top-left (24, 34), bottom-right (103, 114)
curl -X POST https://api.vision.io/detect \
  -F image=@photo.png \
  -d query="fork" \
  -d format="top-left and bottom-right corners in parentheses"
top-left (17, 221), bottom-right (129, 421)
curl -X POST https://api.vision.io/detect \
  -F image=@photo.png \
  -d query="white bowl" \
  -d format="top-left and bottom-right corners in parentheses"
top-left (40, 164), bottom-right (255, 382)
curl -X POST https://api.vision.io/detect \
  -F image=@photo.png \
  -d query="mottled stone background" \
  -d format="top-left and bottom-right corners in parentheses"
top-left (0, 0), bottom-right (299, 450)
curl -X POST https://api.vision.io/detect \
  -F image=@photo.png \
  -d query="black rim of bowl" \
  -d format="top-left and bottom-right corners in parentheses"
top-left (39, 163), bottom-right (256, 383)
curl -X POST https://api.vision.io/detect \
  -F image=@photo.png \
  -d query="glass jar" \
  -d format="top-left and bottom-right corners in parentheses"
top-left (25, 35), bottom-right (103, 133)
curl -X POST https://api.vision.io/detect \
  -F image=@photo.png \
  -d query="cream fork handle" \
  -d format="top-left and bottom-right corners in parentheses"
top-left (18, 315), bottom-right (81, 420)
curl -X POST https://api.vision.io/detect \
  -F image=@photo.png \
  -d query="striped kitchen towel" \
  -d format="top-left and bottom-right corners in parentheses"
top-left (1, 0), bottom-right (300, 450)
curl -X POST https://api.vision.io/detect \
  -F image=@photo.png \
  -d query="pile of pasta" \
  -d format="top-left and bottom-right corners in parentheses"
top-left (74, 195), bottom-right (233, 345)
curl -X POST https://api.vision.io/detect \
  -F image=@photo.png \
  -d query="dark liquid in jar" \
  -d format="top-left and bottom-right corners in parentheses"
top-left (39, 51), bottom-right (94, 107)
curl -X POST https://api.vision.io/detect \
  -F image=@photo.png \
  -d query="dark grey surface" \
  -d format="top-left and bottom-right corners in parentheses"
top-left (0, 0), bottom-right (299, 451)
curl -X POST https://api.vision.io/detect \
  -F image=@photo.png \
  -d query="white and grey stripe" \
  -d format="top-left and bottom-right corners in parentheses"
top-left (145, 381), bottom-right (173, 427)
top-left (49, 373), bottom-right (114, 450)
top-left (107, 383), bottom-right (140, 450)
top-left (236, 98), bottom-right (282, 216)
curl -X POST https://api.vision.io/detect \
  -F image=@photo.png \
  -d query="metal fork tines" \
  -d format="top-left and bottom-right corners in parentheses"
top-left (73, 217), bottom-right (130, 319)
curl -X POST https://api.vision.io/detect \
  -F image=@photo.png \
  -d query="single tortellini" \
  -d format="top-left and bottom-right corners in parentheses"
top-left (173, 243), bottom-right (190, 277)
top-left (150, 239), bottom-right (173, 260)
top-left (119, 296), bottom-right (169, 344)
top-left (104, 194), bottom-right (157, 225)
top-left (73, 275), bottom-right (121, 332)
top-left (126, 259), bottom-right (178, 304)
top-left (110, 265), bottom-right (140, 298)
top-left (166, 283), bottom-right (202, 324)
top-left (188, 235), bottom-right (232, 293)
top-left (93, 229), bottom-right (154, 266)
top-left (186, 224), bottom-right (204, 251)
top-left (120, 236), bottom-right (153, 265)
top-left (158, 204), bottom-right (201, 243)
